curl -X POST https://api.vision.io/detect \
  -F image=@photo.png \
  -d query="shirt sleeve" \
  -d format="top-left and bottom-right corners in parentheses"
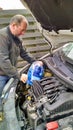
top-left (20, 42), bottom-right (36, 64)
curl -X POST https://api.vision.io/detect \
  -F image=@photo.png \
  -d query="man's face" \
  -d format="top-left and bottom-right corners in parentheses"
top-left (14, 20), bottom-right (27, 36)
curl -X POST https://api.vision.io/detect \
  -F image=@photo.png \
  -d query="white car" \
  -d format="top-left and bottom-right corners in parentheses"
top-left (2, 1), bottom-right (73, 130)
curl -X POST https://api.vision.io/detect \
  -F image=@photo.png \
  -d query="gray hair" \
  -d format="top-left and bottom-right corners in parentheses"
top-left (10, 14), bottom-right (28, 25)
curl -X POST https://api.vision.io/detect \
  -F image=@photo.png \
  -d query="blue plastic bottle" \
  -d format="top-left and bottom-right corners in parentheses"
top-left (27, 61), bottom-right (44, 86)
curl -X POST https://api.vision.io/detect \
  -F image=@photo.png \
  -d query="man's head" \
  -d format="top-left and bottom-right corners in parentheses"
top-left (9, 14), bottom-right (28, 36)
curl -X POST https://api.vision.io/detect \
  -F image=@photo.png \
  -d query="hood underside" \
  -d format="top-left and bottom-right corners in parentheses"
top-left (21, 0), bottom-right (73, 32)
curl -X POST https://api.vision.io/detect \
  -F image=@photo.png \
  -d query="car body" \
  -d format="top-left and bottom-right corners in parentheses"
top-left (3, 41), bottom-right (73, 130)
top-left (1, 1), bottom-right (73, 130)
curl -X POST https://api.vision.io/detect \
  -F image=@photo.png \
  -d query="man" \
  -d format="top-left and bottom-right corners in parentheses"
top-left (0, 14), bottom-right (35, 96)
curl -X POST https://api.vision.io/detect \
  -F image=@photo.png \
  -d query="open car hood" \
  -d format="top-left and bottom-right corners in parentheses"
top-left (21, 0), bottom-right (73, 32)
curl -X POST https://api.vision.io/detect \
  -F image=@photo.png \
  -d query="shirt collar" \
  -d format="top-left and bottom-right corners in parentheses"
top-left (7, 26), bottom-right (21, 45)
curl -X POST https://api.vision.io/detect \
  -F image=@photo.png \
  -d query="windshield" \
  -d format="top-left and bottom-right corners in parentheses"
top-left (62, 42), bottom-right (73, 61)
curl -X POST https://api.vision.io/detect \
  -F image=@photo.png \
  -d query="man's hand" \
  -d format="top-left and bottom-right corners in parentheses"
top-left (20, 73), bottom-right (28, 83)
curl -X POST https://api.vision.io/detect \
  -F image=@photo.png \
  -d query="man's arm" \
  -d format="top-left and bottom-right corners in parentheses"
top-left (20, 43), bottom-right (36, 64)
top-left (0, 35), bottom-right (20, 79)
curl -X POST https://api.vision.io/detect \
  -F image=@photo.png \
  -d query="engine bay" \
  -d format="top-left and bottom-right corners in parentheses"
top-left (15, 53), bottom-right (73, 130)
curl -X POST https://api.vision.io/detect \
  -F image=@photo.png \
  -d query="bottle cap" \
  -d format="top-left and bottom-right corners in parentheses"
top-left (46, 121), bottom-right (59, 130)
